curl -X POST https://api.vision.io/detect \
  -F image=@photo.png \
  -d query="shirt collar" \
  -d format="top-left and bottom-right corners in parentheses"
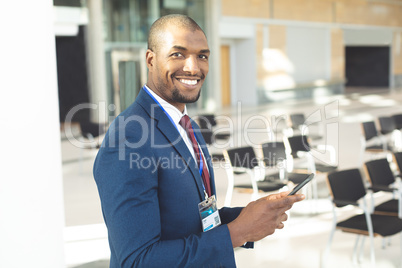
top-left (144, 84), bottom-right (188, 124)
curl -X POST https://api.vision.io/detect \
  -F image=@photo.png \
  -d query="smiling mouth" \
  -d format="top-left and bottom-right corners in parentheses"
top-left (177, 78), bottom-right (200, 86)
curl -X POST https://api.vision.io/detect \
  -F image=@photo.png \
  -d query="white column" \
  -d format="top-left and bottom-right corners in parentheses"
top-left (86, 0), bottom-right (108, 123)
top-left (149, 0), bottom-right (160, 23)
top-left (0, 1), bottom-right (65, 268)
top-left (205, 0), bottom-right (222, 111)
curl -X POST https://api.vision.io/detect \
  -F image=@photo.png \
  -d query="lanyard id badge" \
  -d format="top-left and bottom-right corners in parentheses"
top-left (198, 195), bottom-right (221, 232)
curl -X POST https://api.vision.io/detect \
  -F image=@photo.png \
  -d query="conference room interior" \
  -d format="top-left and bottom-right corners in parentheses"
top-left (9, 1), bottom-right (402, 268)
top-left (62, 85), bottom-right (402, 268)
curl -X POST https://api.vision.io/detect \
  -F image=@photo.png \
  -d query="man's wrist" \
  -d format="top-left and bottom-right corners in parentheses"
top-left (227, 221), bottom-right (246, 248)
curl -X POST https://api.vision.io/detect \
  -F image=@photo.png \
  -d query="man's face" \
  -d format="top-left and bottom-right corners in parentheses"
top-left (146, 25), bottom-right (210, 112)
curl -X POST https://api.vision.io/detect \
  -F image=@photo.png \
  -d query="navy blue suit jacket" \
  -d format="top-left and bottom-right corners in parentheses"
top-left (94, 89), bottom-right (249, 267)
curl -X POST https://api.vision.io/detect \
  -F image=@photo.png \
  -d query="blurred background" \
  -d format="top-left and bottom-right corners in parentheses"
top-left (1, 0), bottom-right (402, 267)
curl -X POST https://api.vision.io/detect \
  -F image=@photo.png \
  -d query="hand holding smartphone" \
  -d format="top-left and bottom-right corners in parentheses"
top-left (287, 173), bottom-right (315, 196)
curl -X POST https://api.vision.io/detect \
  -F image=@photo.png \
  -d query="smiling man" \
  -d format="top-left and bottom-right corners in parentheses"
top-left (146, 15), bottom-right (209, 110)
top-left (94, 14), bottom-right (304, 268)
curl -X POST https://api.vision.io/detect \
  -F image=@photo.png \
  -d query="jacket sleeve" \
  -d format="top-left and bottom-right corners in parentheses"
top-left (94, 122), bottom-right (239, 267)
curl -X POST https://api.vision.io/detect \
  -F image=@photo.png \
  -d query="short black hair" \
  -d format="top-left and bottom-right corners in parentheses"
top-left (147, 14), bottom-right (206, 53)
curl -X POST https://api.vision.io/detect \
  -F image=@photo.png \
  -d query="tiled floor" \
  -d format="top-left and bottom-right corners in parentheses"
top-left (62, 87), bottom-right (402, 268)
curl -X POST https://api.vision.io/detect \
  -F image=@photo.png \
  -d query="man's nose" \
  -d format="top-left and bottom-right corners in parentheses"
top-left (183, 55), bottom-right (200, 75)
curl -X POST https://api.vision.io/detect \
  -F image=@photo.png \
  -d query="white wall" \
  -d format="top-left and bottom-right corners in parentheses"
top-left (286, 26), bottom-right (331, 84)
top-left (219, 22), bottom-right (257, 106)
top-left (0, 1), bottom-right (66, 267)
top-left (234, 38), bottom-right (257, 105)
top-left (343, 29), bottom-right (393, 46)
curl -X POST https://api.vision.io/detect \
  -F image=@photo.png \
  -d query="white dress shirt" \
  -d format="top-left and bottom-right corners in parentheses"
top-left (144, 85), bottom-right (197, 161)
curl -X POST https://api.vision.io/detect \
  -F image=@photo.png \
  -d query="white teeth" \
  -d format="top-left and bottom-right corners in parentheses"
top-left (179, 79), bottom-right (197, 85)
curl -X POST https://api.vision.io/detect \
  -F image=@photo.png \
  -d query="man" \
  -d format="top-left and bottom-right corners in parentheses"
top-left (94, 14), bottom-right (304, 267)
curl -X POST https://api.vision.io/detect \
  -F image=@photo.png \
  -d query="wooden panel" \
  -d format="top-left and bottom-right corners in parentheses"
top-left (273, 0), bottom-right (334, 22)
top-left (261, 25), bottom-right (292, 91)
top-left (221, 0), bottom-right (270, 18)
top-left (335, 2), bottom-right (402, 27)
top-left (220, 45), bottom-right (231, 106)
top-left (394, 32), bottom-right (402, 74)
top-left (221, 0), bottom-right (402, 27)
top-left (331, 28), bottom-right (345, 80)
top-left (269, 25), bottom-right (286, 52)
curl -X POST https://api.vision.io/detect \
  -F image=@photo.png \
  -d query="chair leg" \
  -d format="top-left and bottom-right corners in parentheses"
top-left (224, 167), bottom-right (234, 207)
top-left (321, 227), bottom-right (335, 268)
top-left (363, 202), bottom-right (376, 267)
top-left (400, 232), bottom-right (402, 268)
top-left (247, 170), bottom-right (259, 201)
top-left (358, 236), bottom-right (366, 263)
top-left (321, 206), bottom-right (337, 268)
top-left (352, 235), bottom-right (361, 265)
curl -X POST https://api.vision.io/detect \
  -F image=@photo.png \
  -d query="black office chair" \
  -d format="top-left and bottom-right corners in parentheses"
top-left (260, 141), bottom-right (310, 185)
top-left (284, 113), bottom-right (322, 140)
top-left (378, 116), bottom-right (396, 135)
top-left (77, 120), bottom-right (106, 173)
top-left (364, 158), bottom-right (401, 218)
top-left (392, 113), bottom-right (402, 129)
top-left (196, 114), bottom-right (231, 141)
top-left (322, 168), bottom-right (402, 267)
top-left (79, 120), bottom-right (106, 149)
top-left (378, 116), bottom-right (402, 151)
top-left (196, 114), bottom-right (231, 162)
top-left (393, 152), bottom-right (402, 176)
top-left (361, 121), bottom-right (388, 152)
top-left (284, 135), bottom-right (337, 174)
top-left (223, 146), bottom-right (287, 206)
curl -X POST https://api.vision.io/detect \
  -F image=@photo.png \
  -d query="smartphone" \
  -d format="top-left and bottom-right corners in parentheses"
top-left (287, 173), bottom-right (315, 195)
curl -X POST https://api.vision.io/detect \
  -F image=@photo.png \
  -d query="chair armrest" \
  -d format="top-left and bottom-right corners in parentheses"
top-left (368, 184), bottom-right (395, 193)
top-left (332, 199), bottom-right (359, 207)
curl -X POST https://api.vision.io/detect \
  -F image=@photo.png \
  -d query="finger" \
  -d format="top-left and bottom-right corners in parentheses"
top-left (266, 196), bottom-right (294, 210)
top-left (281, 213), bottom-right (288, 222)
top-left (276, 222), bottom-right (284, 229)
top-left (266, 191), bottom-right (289, 200)
top-left (292, 193), bottom-right (306, 201)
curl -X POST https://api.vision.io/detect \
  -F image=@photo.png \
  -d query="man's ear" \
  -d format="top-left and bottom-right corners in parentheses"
top-left (146, 49), bottom-right (155, 68)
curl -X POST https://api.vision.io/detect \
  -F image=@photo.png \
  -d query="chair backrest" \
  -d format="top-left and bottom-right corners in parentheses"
top-left (261, 142), bottom-right (287, 167)
top-left (289, 113), bottom-right (306, 129)
top-left (327, 169), bottom-right (367, 207)
top-left (285, 135), bottom-right (311, 158)
top-left (392, 114), bottom-right (402, 129)
top-left (393, 152), bottom-right (402, 174)
top-left (364, 158), bottom-right (395, 187)
top-left (79, 121), bottom-right (105, 138)
top-left (361, 121), bottom-right (378, 141)
top-left (200, 129), bottom-right (213, 145)
top-left (378, 116), bottom-right (396, 135)
top-left (197, 114), bottom-right (217, 129)
top-left (225, 146), bottom-right (259, 169)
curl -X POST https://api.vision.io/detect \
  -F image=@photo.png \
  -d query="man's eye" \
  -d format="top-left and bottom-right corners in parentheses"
top-left (199, 55), bottom-right (208, 60)
top-left (171, 52), bottom-right (183, 57)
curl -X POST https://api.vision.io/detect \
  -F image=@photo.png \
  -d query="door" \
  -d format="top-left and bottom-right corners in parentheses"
top-left (220, 45), bottom-right (231, 107)
top-left (110, 48), bottom-right (147, 114)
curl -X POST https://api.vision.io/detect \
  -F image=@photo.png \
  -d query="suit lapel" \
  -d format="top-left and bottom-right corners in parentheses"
top-left (136, 89), bottom-right (206, 200)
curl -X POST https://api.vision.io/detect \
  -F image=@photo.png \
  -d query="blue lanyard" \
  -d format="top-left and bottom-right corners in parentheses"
top-left (142, 85), bottom-right (179, 132)
top-left (143, 86), bottom-right (205, 180)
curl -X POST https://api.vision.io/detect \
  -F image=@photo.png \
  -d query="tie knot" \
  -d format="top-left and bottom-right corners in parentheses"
top-left (179, 115), bottom-right (192, 131)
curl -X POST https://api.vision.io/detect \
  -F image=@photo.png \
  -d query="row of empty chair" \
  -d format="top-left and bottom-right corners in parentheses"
top-left (323, 152), bottom-right (402, 267)
top-left (193, 113), bottom-right (337, 208)
top-left (361, 113), bottom-right (402, 154)
top-left (222, 135), bottom-right (338, 206)
top-left (197, 112), bottom-right (402, 266)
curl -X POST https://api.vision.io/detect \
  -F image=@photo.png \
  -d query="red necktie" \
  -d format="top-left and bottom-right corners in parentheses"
top-left (179, 115), bottom-right (212, 197)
